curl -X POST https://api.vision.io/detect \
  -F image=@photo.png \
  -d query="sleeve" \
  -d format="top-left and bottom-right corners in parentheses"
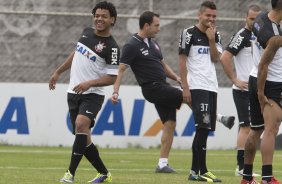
top-left (178, 28), bottom-right (193, 56)
top-left (120, 43), bottom-right (136, 66)
top-left (225, 30), bottom-right (249, 56)
top-left (105, 39), bottom-right (120, 75)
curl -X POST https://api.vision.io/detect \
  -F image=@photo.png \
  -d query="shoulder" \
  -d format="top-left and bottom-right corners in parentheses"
top-left (181, 25), bottom-right (196, 35)
top-left (107, 35), bottom-right (120, 48)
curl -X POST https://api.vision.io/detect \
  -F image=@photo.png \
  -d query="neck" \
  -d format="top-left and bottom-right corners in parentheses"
top-left (196, 23), bottom-right (207, 33)
top-left (137, 30), bottom-right (147, 39)
top-left (94, 29), bottom-right (111, 37)
top-left (268, 10), bottom-right (282, 24)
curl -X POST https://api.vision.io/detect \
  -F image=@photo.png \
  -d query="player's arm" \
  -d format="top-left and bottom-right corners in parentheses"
top-left (206, 23), bottom-right (221, 63)
top-left (220, 50), bottom-right (248, 90)
top-left (257, 36), bottom-right (282, 111)
top-left (161, 60), bottom-right (181, 84)
top-left (111, 64), bottom-right (128, 104)
top-left (179, 53), bottom-right (191, 107)
top-left (49, 51), bottom-right (74, 90)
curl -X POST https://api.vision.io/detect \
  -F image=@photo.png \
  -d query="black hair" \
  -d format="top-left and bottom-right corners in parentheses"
top-left (92, 1), bottom-right (117, 25)
top-left (247, 4), bottom-right (261, 15)
top-left (272, 0), bottom-right (282, 10)
top-left (200, 1), bottom-right (217, 12)
top-left (139, 11), bottom-right (160, 29)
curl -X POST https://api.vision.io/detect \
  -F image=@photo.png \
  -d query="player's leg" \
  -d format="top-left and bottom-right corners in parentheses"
top-left (154, 105), bottom-right (177, 173)
top-left (241, 76), bottom-right (263, 183)
top-left (141, 82), bottom-right (182, 173)
top-left (260, 99), bottom-right (282, 183)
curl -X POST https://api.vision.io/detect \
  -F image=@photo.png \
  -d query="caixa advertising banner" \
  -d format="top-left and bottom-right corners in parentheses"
top-left (0, 83), bottom-right (250, 149)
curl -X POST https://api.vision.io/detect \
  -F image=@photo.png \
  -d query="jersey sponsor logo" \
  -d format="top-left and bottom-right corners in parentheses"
top-left (76, 44), bottom-right (97, 62)
top-left (198, 47), bottom-right (209, 54)
top-left (111, 48), bottom-right (118, 65)
top-left (185, 32), bottom-right (192, 44)
top-left (140, 48), bottom-right (149, 56)
top-left (95, 41), bottom-right (106, 53)
top-left (230, 35), bottom-right (244, 49)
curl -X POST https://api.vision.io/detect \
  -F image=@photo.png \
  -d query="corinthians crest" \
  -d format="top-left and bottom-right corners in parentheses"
top-left (202, 113), bottom-right (210, 124)
top-left (95, 41), bottom-right (106, 52)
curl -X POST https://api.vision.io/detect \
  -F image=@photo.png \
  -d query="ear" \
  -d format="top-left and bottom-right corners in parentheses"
top-left (111, 17), bottom-right (116, 25)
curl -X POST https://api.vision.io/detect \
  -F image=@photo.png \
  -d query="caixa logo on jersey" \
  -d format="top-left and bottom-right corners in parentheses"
top-left (76, 44), bottom-right (97, 62)
top-left (111, 48), bottom-right (118, 65)
top-left (198, 47), bottom-right (209, 54)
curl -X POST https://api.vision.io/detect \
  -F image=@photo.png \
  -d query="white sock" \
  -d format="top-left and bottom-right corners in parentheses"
top-left (158, 158), bottom-right (168, 168)
top-left (216, 113), bottom-right (223, 122)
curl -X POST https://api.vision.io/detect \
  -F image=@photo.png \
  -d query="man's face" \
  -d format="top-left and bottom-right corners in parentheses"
top-left (93, 8), bottom-right (114, 33)
top-left (146, 16), bottom-right (160, 38)
top-left (246, 10), bottom-right (261, 30)
top-left (198, 7), bottom-right (217, 28)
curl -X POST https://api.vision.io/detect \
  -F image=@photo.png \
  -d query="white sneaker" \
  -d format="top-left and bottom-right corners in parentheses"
top-left (235, 167), bottom-right (261, 177)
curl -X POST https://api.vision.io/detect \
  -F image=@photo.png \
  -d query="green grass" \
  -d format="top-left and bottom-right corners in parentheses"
top-left (0, 145), bottom-right (282, 184)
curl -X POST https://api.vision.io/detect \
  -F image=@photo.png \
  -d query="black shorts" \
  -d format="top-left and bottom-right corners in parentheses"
top-left (190, 89), bottom-right (217, 131)
top-left (141, 82), bottom-right (183, 123)
top-left (67, 93), bottom-right (104, 134)
top-left (233, 89), bottom-right (251, 127)
top-left (248, 76), bottom-right (264, 130)
top-left (249, 76), bottom-right (282, 130)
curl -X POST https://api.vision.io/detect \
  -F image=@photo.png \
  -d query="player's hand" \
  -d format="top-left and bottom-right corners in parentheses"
top-left (111, 92), bottom-right (119, 104)
top-left (234, 79), bottom-right (248, 91)
top-left (206, 22), bottom-right (216, 41)
top-left (73, 81), bottom-right (91, 94)
top-left (257, 91), bottom-right (272, 113)
top-left (49, 73), bottom-right (59, 90)
top-left (176, 76), bottom-right (182, 86)
top-left (182, 88), bottom-right (192, 108)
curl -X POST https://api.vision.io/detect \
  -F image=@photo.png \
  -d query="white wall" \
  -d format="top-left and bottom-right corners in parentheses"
top-left (0, 83), bottom-right (240, 149)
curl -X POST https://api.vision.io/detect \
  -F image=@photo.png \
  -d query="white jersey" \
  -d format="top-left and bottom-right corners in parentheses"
top-left (67, 27), bottom-right (120, 95)
top-left (179, 26), bottom-right (222, 93)
top-left (225, 28), bottom-right (254, 91)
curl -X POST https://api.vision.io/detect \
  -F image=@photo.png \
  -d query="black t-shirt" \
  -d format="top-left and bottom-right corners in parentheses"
top-left (120, 34), bottom-right (166, 86)
top-left (252, 11), bottom-right (282, 49)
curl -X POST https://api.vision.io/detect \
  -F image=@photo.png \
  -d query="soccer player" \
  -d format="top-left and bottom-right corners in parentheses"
top-left (111, 11), bottom-right (185, 173)
top-left (241, 0), bottom-right (282, 183)
top-left (220, 4), bottom-right (261, 176)
top-left (48, 1), bottom-right (119, 183)
top-left (179, 1), bottom-right (222, 182)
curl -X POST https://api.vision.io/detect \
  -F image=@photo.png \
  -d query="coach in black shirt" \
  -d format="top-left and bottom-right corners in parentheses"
top-left (111, 11), bottom-right (186, 173)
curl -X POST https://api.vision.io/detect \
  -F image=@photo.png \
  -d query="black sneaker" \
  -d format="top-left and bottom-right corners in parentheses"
top-left (155, 165), bottom-right (176, 173)
top-left (221, 116), bottom-right (235, 129)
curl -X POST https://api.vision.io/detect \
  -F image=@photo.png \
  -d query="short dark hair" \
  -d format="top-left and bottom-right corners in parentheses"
top-left (200, 1), bottom-right (217, 12)
top-left (139, 11), bottom-right (160, 29)
top-left (92, 1), bottom-right (117, 25)
top-left (247, 4), bottom-right (261, 15)
top-left (272, 0), bottom-right (282, 10)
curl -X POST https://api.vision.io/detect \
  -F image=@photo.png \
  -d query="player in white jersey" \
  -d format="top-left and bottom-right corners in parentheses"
top-left (220, 4), bottom-right (261, 177)
top-left (241, 0), bottom-right (282, 184)
top-left (48, 1), bottom-right (119, 183)
top-left (179, 1), bottom-right (222, 182)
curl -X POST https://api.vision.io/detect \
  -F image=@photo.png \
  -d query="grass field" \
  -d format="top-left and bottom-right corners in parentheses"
top-left (0, 145), bottom-right (282, 184)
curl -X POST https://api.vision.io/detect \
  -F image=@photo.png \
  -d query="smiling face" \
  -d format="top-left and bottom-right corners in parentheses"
top-left (198, 7), bottom-right (217, 30)
top-left (93, 8), bottom-right (115, 36)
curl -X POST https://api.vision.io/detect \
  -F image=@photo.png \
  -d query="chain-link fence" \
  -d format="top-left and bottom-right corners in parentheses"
top-left (0, 0), bottom-right (270, 86)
